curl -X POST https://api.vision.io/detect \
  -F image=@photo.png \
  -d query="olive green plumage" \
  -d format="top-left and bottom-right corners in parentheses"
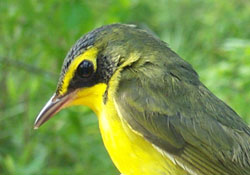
top-left (56, 24), bottom-right (250, 175)
top-left (85, 24), bottom-right (250, 175)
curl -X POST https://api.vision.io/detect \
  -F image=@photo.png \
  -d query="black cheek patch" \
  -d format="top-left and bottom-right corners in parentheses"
top-left (67, 73), bottom-right (99, 91)
top-left (67, 54), bottom-right (119, 103)
top-left (96, 54), bottom-right (118, 83)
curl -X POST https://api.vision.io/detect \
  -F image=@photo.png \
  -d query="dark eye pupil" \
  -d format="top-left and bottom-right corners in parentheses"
top-left (77, 60), bottom-right (94, 78)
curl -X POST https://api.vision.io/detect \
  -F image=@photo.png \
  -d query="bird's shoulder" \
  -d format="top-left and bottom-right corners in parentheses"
top-left (114, 53), bottom-right (250, 175)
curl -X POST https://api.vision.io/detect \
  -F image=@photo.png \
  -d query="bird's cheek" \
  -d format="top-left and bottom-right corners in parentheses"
top-left (70, 84), bottom-right (107, 115)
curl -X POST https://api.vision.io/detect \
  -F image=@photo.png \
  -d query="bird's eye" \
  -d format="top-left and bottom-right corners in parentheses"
top-left (76, 60), bottom-right (94, 78)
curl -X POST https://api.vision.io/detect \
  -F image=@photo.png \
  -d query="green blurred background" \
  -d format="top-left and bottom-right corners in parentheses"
top-left (0, 0), bottom-right (250, 174)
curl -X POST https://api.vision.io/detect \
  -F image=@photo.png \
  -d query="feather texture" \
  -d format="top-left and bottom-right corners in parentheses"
top-left (114, 52), bottom-right (250, 175)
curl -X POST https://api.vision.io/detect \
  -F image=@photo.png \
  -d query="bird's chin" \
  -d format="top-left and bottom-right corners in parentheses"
top-left (34, 90), bottom-right (77, 129)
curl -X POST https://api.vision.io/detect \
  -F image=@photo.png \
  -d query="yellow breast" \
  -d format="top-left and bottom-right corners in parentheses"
top-left (98, 98), bottom-right (187, 175)
top-left (72, 68), bottom-right (186, 174)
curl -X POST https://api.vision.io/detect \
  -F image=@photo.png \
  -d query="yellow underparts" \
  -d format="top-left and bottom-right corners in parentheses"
top-left (70, 84), bottom-right (186, 175)
top-left (99, 97), bottom-right (187, 175)
top-left (67, 52), bottom-right (186, 174)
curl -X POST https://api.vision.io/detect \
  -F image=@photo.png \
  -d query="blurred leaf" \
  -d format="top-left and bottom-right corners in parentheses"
top-left (4, 155), bottom-right (15, 174)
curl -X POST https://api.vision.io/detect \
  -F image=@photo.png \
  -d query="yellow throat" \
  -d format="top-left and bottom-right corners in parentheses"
top-left (70, 70), bottom-right (186, 175)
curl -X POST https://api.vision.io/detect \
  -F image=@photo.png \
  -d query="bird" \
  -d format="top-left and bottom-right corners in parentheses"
top-left (34, 24), bottom-right (250, 175)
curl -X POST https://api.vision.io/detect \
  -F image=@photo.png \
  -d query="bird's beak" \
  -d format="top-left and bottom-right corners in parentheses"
top-left (34, 91), bottom-right (76, 129)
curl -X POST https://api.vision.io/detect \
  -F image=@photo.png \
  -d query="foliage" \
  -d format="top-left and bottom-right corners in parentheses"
top-left (0, 0), bottom-right (249, 174)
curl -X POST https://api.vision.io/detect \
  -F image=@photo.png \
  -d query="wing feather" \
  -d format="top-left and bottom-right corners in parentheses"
top-left (114, 61), bottom-right (250, 175)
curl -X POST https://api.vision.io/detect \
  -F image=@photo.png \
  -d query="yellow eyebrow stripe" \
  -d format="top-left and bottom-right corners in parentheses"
top-left (59, 47), bottom-right (98, 95)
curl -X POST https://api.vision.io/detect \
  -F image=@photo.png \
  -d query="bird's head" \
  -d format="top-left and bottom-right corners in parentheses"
top-left (34, 23), bottom-right (156, 129)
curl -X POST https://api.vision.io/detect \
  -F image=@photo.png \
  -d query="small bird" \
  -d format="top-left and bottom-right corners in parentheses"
top-left (34, 24), bottom-right (250, 175)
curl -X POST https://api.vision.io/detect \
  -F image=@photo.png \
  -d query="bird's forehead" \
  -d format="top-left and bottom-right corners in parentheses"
top-left (62, 34), bottom-right (96, 74)
top-left (61, 23), bottom-right (137, 74)
top-left (56, 36), bottom-right (96, 95)
top-left (56, 24), bottom-right (138, 95)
